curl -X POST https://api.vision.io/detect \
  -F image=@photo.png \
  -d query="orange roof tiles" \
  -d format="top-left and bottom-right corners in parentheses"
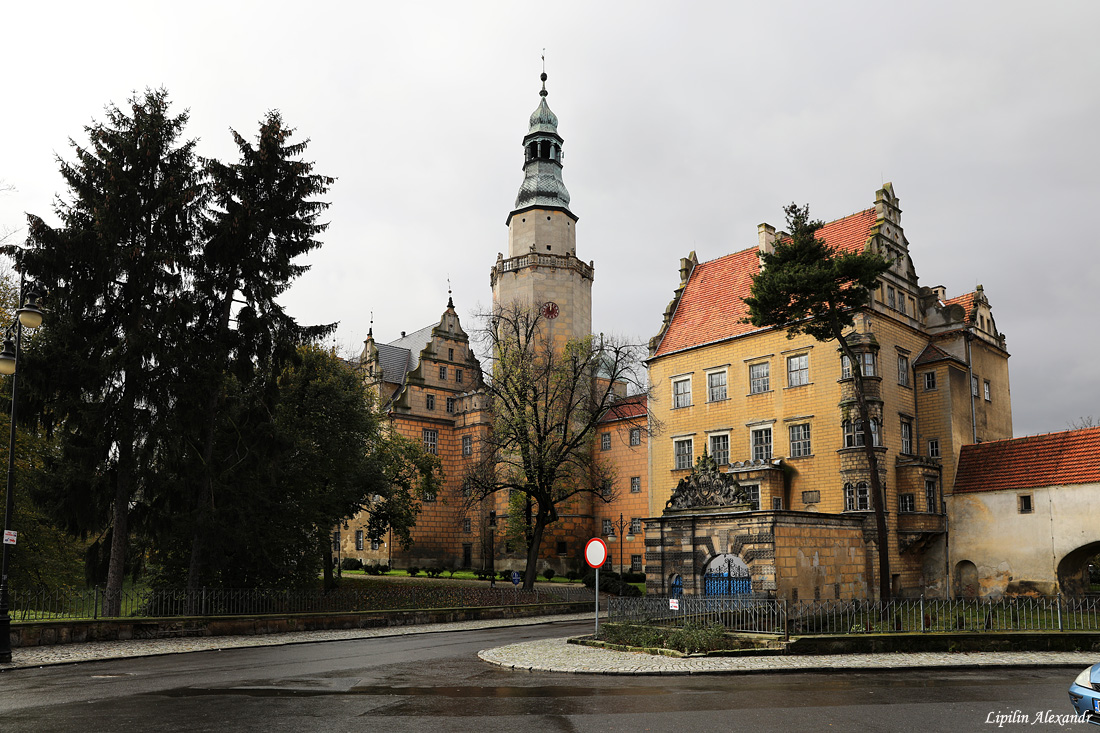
top-left (653, 208), bottom-right (878, 358)
top-left (954, 427), bottom-right (1100, 494)
top-left (944, 291), bottom-right (976, 324)
top-left (600, 394), bottom-right (647, 423)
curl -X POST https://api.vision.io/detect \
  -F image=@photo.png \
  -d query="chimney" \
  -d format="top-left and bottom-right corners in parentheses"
top-left (758, 223), bottom-right (776, 255)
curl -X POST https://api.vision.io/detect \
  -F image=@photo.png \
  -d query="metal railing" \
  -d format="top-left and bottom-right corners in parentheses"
top-left (608, 595), bottom-right (1100, 636)
top-left (9, 584), bottom-right (596, 623)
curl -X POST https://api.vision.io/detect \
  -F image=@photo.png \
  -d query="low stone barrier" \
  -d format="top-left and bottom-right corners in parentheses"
top-left (8, 601), bottom-right (590, 649)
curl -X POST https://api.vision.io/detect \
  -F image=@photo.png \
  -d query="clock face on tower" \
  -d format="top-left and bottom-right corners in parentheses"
top-left (540, 301), bottom-right (560, 320)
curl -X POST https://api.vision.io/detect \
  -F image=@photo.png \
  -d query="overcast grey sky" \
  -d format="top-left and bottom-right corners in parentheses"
top-left (2, 1), bottom-right (1097, 438)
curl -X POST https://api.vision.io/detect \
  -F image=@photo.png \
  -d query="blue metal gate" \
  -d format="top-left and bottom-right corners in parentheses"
top-left (703, 572), bottom-right (752, 596)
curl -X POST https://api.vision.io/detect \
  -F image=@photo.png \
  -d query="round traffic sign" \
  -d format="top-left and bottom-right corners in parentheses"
top-left (584, 537), bottom-right (608, 569)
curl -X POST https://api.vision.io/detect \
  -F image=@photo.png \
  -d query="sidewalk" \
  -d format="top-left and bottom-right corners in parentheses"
top-left (3, 613), bottom-right (1096, 674)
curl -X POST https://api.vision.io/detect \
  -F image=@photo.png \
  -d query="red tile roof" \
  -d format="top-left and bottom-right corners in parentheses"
top-left (599, 394), bottom-right (647, 423)
top-left (944, 291), bottom-right (976, 324)
top-left (954, 427), bottom-right (1100, 494)
top-left (653, 208), bottom-right (878, 358)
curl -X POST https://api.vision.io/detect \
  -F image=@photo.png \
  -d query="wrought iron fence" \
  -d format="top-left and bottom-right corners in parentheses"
top-left (9, 584), bottom-right (596, 623)
top-left (608, 595), bottom-right (1100, 636)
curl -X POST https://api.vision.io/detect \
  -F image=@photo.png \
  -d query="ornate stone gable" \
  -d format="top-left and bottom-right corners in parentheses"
top-left (664, 453), bottom-right (752, 512)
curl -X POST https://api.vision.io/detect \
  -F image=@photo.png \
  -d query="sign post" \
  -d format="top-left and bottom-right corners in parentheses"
top-left (584, 537), bottom-right (608, 638)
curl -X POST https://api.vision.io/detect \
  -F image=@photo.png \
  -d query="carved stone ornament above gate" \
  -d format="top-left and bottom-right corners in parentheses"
top-left (664, 453), bottom-right (750, 512)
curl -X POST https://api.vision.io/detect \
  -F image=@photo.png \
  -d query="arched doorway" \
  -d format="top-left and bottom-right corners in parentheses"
top-left (703, 553), bottom-right (752, 596)
top-left (670, 574), bottom-right (683, 598)
top-left (1057, 541), bottom-right (1100, 597)
top-left (954, 560), bottom-right (978, 598)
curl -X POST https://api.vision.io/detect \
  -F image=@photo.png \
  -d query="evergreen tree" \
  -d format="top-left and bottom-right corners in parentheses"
top-left (743, 203), bottom-right (893, 600)
top-left (13, 89), bottom-right (204, 613)
top-left (184, 112), bottom-right (335, 589)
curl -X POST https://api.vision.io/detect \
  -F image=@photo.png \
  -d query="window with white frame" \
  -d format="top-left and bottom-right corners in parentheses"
top-left (923, 371), bottom-right (937, 390)
top-left (900, 420), bottom-right (913, 454)
top-left (897, 354), bottom-right (910, 386)
top-left (789, 423), bottom-right (811, 457)
top-left (426, 393), bottom-right (435, 410)
top-left (629, 428), bottom-right (642, 446)
top-left (674, 438), bottom-right (693, 470)
top-left (841, 354), bottom-right (852, 380)
top-left (371, 537), bottom-right (381, 550)
top-left (355, 529), bottom-right (364, 551)
top-left (602, 519), bottom-right (614, 535)
top-left (455, 368), bottom-right (463, 383)
top-left (600, 432), bottom-right (611, 451)
top-left (899, 493), bottom-right (915, 513)
top-left (446, 397), bottom-right (455, 413)
top-left (844, 482), bottom-right (870, 511)
top-left (787, 354), bottom-right (809, 387)
top-left (925, 479), bottom-right (937, 513)
top-left (971, 375), bottom-right (979, 397)
top-left (423, 429), bottom-right (438, 455)
top-left (928, 438), bottom-right (941, 458)
top-left (463, 517), bottom-right (471, 533)
top-left (709, 433), bottom-right (729, 465)
top-left (672, 377), bottom-right (692, 408)
top-left (860, 351), bottom-right (877, 377)
top-left (439, 365), bottom-right (447, 380)
top-left (743, 484), bottom-right (760, 510)
top-left (462, 435), bottom-right (472, 456)
top-left (631, 555), bottom-right (643, 572)
top-left (751, 427), bottom-right (772, 461)
top-left (984, 380), bottom-right (991, 401)
top-left (843, 419), bottom-right (881, 448)
top-left (630, 518), bottom-right (642, 534)
top-left (749, 362), bottom-right (769, 394)
top-left (707, 370), bottom-right (727, 402)
top-left (630, 476), bottom-right (641, 493)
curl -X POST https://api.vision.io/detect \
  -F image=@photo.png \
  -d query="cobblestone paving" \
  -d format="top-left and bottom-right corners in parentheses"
top-left (4, 614), bottom-right (1096, 676)
top-left (478, 637), bottom-right (1099, 675)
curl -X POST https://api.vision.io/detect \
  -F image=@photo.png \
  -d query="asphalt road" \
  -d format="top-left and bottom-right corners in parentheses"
top-left (0, 620), bottom-right (1089, 732)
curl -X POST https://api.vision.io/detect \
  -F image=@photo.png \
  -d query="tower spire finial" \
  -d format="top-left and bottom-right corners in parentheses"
top-left (368, 310), bottom-right (373, 338)
top-left (447, 277), bottom-right (454, 309)
top-left (540, 50), bottom-right (548, 97)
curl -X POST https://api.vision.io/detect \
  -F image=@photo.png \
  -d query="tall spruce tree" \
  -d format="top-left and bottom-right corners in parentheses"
top-left (743, 203), bottom-right (893, 600)
top-left (184, 112), bottom-right (335, 589)
top-left (13, 89), bottom-right (204, 613)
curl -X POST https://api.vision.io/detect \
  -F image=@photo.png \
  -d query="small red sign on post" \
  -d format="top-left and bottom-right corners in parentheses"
top-left (3, 529), bottom-right (16, 545)
top-left (584, 537), bottom-right (608, 569)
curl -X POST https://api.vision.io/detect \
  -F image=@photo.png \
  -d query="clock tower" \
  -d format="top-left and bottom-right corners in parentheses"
top-left (490, 70), bottom-right (594, 349)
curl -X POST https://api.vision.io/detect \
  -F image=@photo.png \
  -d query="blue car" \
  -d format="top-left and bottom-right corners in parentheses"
top-left (1069, 663), bottom-right (1100, 725)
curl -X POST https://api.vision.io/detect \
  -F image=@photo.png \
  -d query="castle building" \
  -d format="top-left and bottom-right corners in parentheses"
top-left (643, 183), bottom-right (1013, 599)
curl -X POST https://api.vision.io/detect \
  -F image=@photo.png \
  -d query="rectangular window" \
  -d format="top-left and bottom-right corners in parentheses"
top-left (841, 354), bottom-right (851, 380)
top-left (456, 368), bottom-right (463, 383)
top-left (601, 480), bottom-right (613, 498)
top-left (602, 519), bottom-right (614, 535)
top-left (446, 397), bottom-right (456, 413)
top-left (787, 354), bottom-right (809, 387)
top-left (355, 529), bottom-right (364, 551)
top-left (789, 423), bottom-right (811, 457)
top-left (439, 365), bottom-right (447, 380)
top-left (672, 377), bottom-right (692, 408)
top-left (709, 433), bottom-right (729, 465)
top-left (629, 428), bottom-right (642, 446)
top-left (630, 518), bottom-right (642, 534)
top-left (630, 476), bottom-right (641, 493)
top-left (897, 355), bottom-right (910, 386)
top-left (772, 497), bottom-right (783, 511)
top-left (928, 438), bottom-right (940, 459)
top-left (984, 380), bottom-right (991, 401)
top-left (925, 479), bottom-right (937, 513)
top-left (844, 482), bottom-right (870, 511)
top-left (674, 438), bottom-right (693, 470)
top-left (707, 370), bottom-right (727, 401)
top-left (901, 420), bottom-right (913, 454)
top-left (461, 479), bottom-right (472, 498)
top-left (631, 555), bottom-right (642, 572)
top-left (899, 493), bottom-right (915, 513)
top-left (887, 285), bottom-right (896, 309)
top-left (422, 488), bottom-right (436, 502)
top-left (462, 435), bottom-right (473, 456)
top-left (971, 375), bottom-right (979, 397)
top-left (600, 432), bottom-right (611, 451)
top-left (751, 428), bottom-right (772, 461)
top-left (860, 352), bottom-right (877, 377)
top-left (898, 294), bottom-right (907, 316)
top-left (448, 348), bottom-right (454, 361)
top-left (743, 485), bottom-right (760, 510)
top-left (844, 419), bottom-right (881, 448)
top-left (1018, 494), bottom-right (1033, 514)
top-left (463, 517), bottom-right (471, 533)
top-left (749, 362), bottom-right (769, 394)
top-left (423, 429), bottom-right (438, 455)
top-left (426, 394), bottom-right (435, 410)
top-left (557, 541), bottom-right (568, 555)
top-left (923, 371), bottom-right (937, 390)
top-left (371, 538), bottom-right (381, 551)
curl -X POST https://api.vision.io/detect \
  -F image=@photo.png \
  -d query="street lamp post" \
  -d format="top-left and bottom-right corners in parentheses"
top-left (604, 513), bottom-right (635, 576)
top-left (0, 278), bottom-right (45, 664)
